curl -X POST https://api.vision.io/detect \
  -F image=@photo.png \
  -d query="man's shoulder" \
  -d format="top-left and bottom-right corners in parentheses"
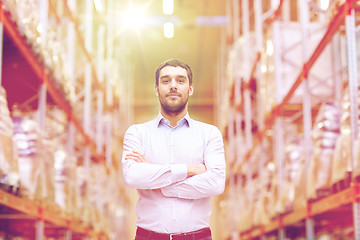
top-left (126, 118), bottom-right (157, 132)
top-left (189, 119), bottom-right (221, 134)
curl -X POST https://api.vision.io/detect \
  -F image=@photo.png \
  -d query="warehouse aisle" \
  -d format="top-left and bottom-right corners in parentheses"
top-left (0, 0), bottom-right (360, 239)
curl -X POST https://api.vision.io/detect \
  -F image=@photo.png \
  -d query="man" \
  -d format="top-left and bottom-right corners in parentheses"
top-left (122, 59), bottom-right (226, 240)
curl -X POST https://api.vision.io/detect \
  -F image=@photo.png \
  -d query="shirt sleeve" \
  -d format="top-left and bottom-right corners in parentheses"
top-left (122, 125), bottom-right (188, 189)
top-left (161, 126), bottom-right (226, 199)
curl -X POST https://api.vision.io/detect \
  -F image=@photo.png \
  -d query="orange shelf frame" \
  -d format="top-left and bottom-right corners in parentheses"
top-left (227, 0), bottom-right (358, 239)
top-left (62, 1), bottom-right (120, 111)
top-left (233, 0), bottom-right (357, 174)
top-left (229, 0), bottom-right (284, 112)
top-left (240, 184), bottom-right (360, 239)
top-left (62, 1), bottom-right (105, 94)
top-left (0, 189), bottom-right (108, 238)
top-left (0, 3), bottom-right (104, 163)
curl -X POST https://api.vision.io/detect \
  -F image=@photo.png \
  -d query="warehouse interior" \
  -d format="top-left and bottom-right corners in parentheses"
top-left (1, 0), bottom-right (360, 239)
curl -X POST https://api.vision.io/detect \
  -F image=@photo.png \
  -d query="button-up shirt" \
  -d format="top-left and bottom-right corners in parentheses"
top-left (122, 112), bottom-right (226, 234)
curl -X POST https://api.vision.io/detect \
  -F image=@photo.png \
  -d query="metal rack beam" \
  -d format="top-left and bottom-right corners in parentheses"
top-left (0, 2), bottom-right (105, 163)
top-left (0, 1), bottom-right (130, 239)
top-left (0, 189), bottom-right (108, 238)
top-left (233, 0), bottom-right (357, 174)
top-left (239, 184), bottom-right (360, 239)
top-left (62, 0), bottom-right (120, 112)
top-left (345, 5), bottom-right (360, 240)
top-left (226, 0), bottom-right (358, 239)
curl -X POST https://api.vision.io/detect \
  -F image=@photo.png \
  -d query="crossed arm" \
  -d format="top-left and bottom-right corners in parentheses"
top-left (125, 150), bottom-right (207, 177)
top-left (121, 125), bottom-right (226, 199)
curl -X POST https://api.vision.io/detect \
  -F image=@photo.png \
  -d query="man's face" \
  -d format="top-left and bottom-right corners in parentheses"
top-left (155, 66), bottom-right (193, 115)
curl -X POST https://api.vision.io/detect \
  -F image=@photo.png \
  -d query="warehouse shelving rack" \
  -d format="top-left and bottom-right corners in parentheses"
top-left (0, 2), bottom-right (102, 161)
top-left (0, 0), bottom-right (131, 239)
top-left (220, 0), bottom-right (360, 239)
top-left (0, 189), bottom-right (107, 238)
top-left (239, 185), bottom-right (360, 239)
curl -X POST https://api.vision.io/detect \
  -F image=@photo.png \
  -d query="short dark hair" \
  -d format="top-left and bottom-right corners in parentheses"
top-left (155, 59), bottom-right (193, 86)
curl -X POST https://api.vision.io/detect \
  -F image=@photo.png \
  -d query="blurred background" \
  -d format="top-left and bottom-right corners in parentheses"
top-left (1, 0), bottom-right (360, 239)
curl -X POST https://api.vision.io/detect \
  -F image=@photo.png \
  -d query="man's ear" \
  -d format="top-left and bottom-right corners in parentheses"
top-left (155, 85), bottom-right (159, 97)
top-left (189, 84), bottom-right (194, 96)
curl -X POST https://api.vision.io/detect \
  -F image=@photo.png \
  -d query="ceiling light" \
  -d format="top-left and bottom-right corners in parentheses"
top-left (164, 22), bottom-right (174, 38)
top-left (94, 0), bottom-right (104, 13)
top-left (320, 0), bottom-right (329, 11)
top-left (163, 0), bottom-right (174, 15)
top-left (122, 5), bottom-right (147, 30)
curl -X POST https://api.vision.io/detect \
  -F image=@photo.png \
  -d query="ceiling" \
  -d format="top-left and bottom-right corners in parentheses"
top-left (119, 0), bottom-right (227, 125)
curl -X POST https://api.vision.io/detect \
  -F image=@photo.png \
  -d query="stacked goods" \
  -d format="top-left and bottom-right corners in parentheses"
top-left (93, 164), bottom-right (111, 232)
top-left (237, 164), bottom-right (252, 232)
top-left (253, 162), bottom-right (274, 227)
top-left (3, 0), bottom-right (72, 102)
top-left (309, 102), bottom-right (341, 199)
top-left (45, 107), bottom-right (78, 212)
top-left (253, 135), bottom-right (275, 226)
top-left (281, 125), bottom-right (304, 212)
top-left (0, 86), bottom-right (19, 194)
top-left (9, 106), bottom-right (117, 233)
top-left (241, 156), bottom-right (258, 230)
top-left (54, 149), bottom-right (77, 212)
top-left (12, 114), bottom-right (55, 201)
top-left (239, 135), bottom-right (276, 230)
top-left (332, 90), bottom-right (355, 191)
top-left (75, 166), bottom-right (88, 221)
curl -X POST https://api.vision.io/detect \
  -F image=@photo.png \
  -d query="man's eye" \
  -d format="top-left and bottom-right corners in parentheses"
top-left (162, 79), bottom-right (169, 83)
top-left (177, 79), bottom-right (185, 83)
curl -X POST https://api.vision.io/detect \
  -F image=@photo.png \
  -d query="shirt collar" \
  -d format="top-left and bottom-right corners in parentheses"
top-left (155, 112), bottom-right (191, 128)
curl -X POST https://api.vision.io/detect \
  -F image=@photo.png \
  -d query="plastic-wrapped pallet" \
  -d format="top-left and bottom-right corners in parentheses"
top-left (12, 114), bottom-right (55, 201)
top-left (13, 115), bottom-right (41, 199)
top-left (75, 166), bottom-right (88, 221)
top-left (332, 91), bottom-right (354, 190)
top-left (228, 174), bottom-right (243, 232)
top-left (252, 136), bottom-right (275, 225)
top-left (253, 164), bottom-right (272, 226)
top-left (277, 125), bottom-right (304, 213)
top-left (0, 86), bottom-right (19, 193)
top-left (308, 102), bottom-right (341, 199)
top-left (88, 163), bottom-right (109, 232)
top-left (238, 174), bottom-right (251, 232)
top-left (3, 0), bottom-right (71, 99)
top-left (239, 147), bottom-right (269, 230)
top-left (254, 135), bottom-right (275, 225)
top-left (54, 149), bottom-right (77, 212)
top-left (44, 107), bottom-right (77, 212)
top-left (251, 172), bottom-right (262, 226)
top-left (293, 159), bottom-right (307, 209)
top-left (253, 168), bottom-right (272, 226)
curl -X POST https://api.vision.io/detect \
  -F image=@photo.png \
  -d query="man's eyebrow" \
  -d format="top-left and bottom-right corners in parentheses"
top-left (160, 75), bottom-right (187, 79)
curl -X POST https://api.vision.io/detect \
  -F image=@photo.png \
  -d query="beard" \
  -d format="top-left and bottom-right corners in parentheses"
top-left (159, 91), bottom-right (189, 115)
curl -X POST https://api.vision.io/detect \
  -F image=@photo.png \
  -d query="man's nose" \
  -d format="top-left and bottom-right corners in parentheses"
top-left (170, 79), bottom-right (177, 89)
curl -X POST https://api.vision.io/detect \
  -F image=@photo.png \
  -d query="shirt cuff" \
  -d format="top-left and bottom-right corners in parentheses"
top-left (170, 164), bottom-right (187, 183)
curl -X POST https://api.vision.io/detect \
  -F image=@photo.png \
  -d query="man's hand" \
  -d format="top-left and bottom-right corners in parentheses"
top-left (125, 151), bottom-right (148, 163)
top-left (187, 163), bottom-right (206, 177)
